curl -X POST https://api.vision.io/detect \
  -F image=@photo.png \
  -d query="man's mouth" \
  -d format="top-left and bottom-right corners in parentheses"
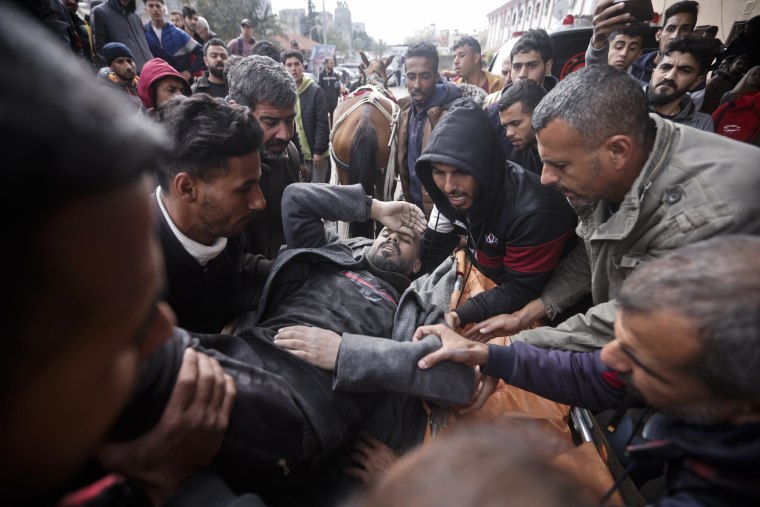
top-left (447, 193), bottom-right (467, 206)
top-left (657, 80), bottom-right (676, 90)
top-left (380, 241), bottom-right (399, 255)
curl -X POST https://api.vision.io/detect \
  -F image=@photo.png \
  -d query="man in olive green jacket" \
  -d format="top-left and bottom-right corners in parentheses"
top-left (467, 65), bottom-right (760, 350)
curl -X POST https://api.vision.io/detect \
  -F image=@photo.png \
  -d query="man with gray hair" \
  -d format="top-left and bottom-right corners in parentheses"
top-left (465, 64), bottom-right (760, 349)
top-left (417, 235), bottom-right (760, 506)
top-left (228, 55), bottom-right (301, 259)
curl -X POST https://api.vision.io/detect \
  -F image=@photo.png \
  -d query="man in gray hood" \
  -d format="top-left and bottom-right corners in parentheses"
top-left (646, 35), bottom-right (715, 131)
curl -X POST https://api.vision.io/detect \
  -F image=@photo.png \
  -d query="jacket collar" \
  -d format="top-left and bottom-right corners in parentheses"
top-left (582, 114), bottom-right (677, 241)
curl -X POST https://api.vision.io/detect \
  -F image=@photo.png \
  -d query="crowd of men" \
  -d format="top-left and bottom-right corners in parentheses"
top-left (4, 1), bottom-right (760, 506)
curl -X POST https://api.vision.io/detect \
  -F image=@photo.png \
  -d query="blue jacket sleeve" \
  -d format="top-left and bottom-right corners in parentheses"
top-left (482, 342), bottom-right (628, 412)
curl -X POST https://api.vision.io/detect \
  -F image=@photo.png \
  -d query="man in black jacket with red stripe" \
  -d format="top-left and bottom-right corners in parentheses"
top-left (417, 98), bottom-right (576, 333)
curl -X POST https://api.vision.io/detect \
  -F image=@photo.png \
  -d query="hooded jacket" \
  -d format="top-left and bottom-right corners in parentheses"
top-left (92, 0), bottom-right (152, 72)
top-left (137, 57), bottom-right (191, 111)
top-left (648, 89), bottom-right (715, 132)
top-left (483, 342), bottom-right (760, 507)
top-left (416, 99), bottom-right (576, 325)
top-left (96, 66), bottom-right (143, 112)
top-left (630, 49), bottom-right (659, 84)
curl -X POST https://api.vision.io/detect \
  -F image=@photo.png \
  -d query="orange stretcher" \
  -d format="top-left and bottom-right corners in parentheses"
top-left (424, 250), bottom-right (643, 506)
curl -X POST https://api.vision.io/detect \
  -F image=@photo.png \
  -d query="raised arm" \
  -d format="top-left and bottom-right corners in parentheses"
top-left (587, 0), bottom-right (634, 65)
top-left (282, 183), bottom-right (372, 249)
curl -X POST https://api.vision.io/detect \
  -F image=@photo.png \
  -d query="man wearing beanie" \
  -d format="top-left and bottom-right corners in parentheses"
top-left (96, 41), bottom-right (143, 112)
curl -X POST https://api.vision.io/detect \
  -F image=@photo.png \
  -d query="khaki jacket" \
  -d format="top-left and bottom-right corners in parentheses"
top-left (515, 115), bottom-right (760, 351)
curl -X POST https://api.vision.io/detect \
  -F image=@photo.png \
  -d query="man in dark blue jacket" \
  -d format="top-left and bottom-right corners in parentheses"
top-left (417, 235), bottom-right (760, 507)
top-left (142, 0), bottom-right (203, 80)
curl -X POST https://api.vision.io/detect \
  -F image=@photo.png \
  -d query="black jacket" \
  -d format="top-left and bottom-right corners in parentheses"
top-left (156, 193), bottom-right (265, 333)
top-left (91, 0), bottom-right (152, 71)
top-left (318, 69), bottom-right (341, 111)
top-left (297, 78), bottom-right (329, 158)
top-left (416, 99), bottom-right (576, 325)
top-left (244, 142), bottom-right (300, 259)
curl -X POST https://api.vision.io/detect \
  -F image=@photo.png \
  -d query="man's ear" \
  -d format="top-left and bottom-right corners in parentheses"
top-left (173, 172), bottom-right (199, 202)
top-left (412, 258), bottom-right (422, 275)
top-left (655, 29), bottom-right (662, 43)
top-left (604, 135), bottom-right (634, 170)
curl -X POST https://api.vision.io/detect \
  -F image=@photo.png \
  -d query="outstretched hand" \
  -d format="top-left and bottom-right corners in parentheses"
top-left (369, 199), bottom-right (427, 238)
top-left (464, 299), bottom-right (546, 342)
top-left (413, 324), bottom-right (489, 370)
top-left (591, 0), bottom-right (633, 48)
top-left (96, 348), bottom-right (235, 507)
top-left (274, 325), bottom-right (342, 371)
top-left (464, 313), bottom-right (524, 342)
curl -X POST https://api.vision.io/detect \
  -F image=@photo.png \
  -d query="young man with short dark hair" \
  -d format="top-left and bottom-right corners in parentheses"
top-left (396, 42), bottom-right (462, 216)
top-left (510, 29), bottom-right (556, 90)
top-left (498, 79), bottom-right (547, 175)
top-left (631, 0), bottom-right (699, 83)
top-left (452, 35), bottom-right (503, 94)
top-left (191, 37), bottom-right (229, 98)
top-left (153, 94), bottom-right (268, 333)
top-left (586, 19), bottom-right (649, 75)
top-left (182, 5), bottom-right (203, 45)
top-left (283, 49), bottom-right (330, 184)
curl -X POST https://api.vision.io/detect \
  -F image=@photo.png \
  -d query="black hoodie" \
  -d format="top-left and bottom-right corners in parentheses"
top-left (416, 99), bottom-right (576, 325)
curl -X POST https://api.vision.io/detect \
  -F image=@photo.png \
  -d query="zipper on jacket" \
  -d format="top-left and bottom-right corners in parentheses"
top-left (638, 181), bottom-right (652, 202)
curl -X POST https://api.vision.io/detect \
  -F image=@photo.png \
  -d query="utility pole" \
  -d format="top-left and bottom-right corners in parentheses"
top-left (322, 0), bottom-right (328, 44)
